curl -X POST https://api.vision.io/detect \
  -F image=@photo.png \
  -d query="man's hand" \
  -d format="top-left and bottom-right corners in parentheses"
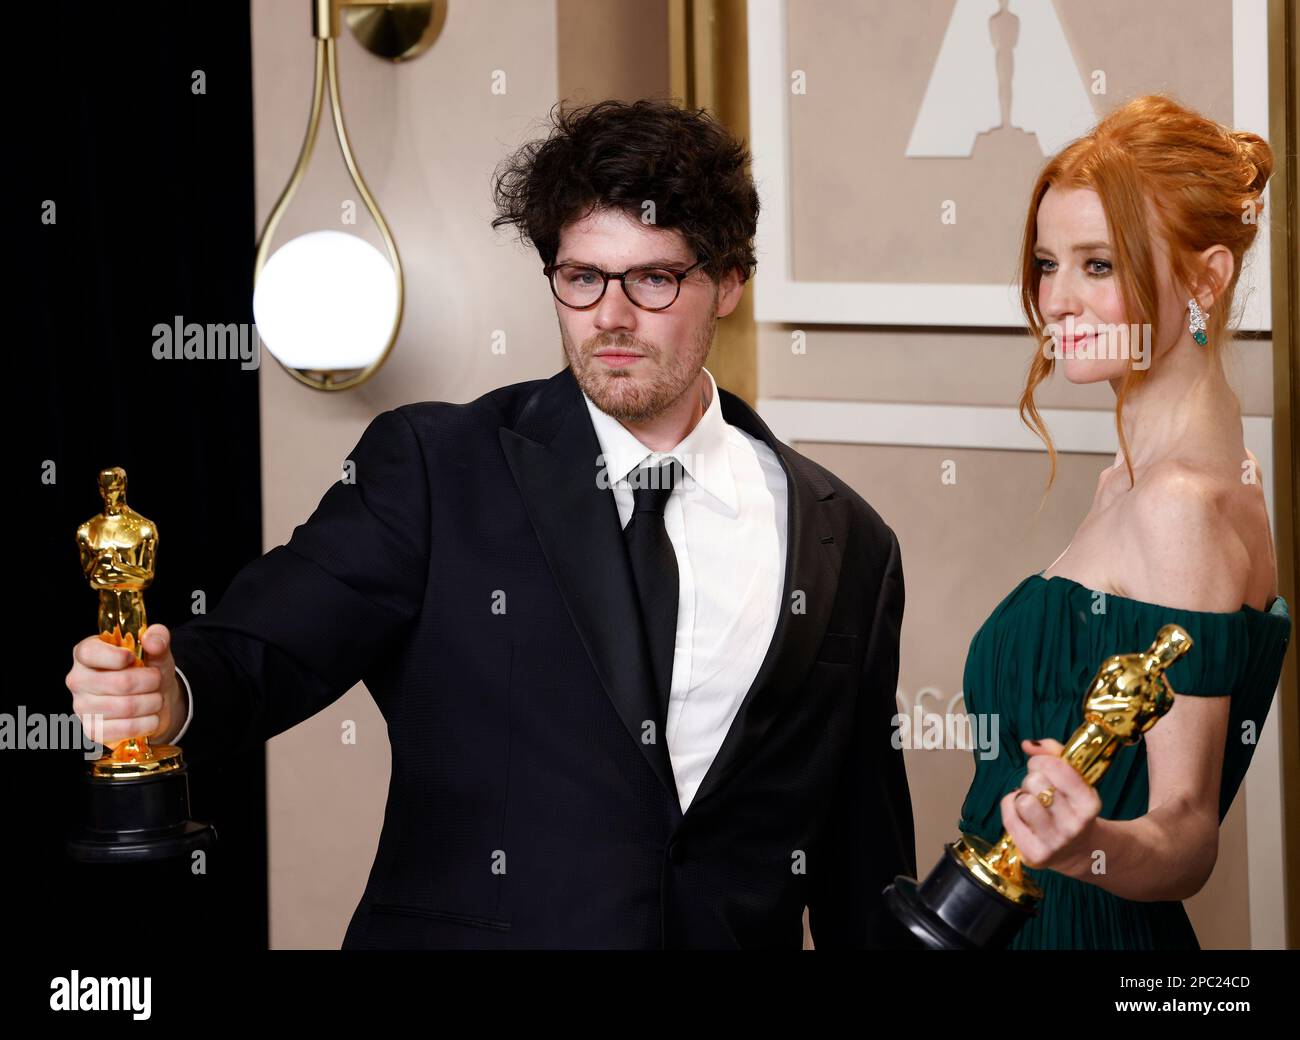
top-left (66, 623), bottom-right (186, 749)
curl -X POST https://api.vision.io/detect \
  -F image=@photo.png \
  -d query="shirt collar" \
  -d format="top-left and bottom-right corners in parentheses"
top-left (581, 366), bottom-right (739, 513)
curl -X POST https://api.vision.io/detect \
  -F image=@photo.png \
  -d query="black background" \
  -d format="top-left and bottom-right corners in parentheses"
top-left (19, 2), bottom-right (266, 950)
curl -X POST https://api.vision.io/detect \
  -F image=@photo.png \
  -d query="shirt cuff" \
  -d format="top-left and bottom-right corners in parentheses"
top-left (171, 665), bottom-right (195, 743)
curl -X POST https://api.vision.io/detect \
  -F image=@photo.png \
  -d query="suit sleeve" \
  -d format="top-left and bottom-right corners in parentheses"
top-left (168, 407), bottom-right (431, 765)
top-left (807, 529), bottom-right (917, 948)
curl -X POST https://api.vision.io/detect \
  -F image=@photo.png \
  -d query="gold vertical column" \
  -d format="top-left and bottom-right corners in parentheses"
top-left (670, 0), bottom-right (757, 407)
top-left (1267, 0), bottom-right (1300, 951)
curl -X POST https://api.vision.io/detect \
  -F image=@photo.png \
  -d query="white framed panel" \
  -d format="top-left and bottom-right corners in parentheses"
top-left (748, 0), bottom-right (1272, 330)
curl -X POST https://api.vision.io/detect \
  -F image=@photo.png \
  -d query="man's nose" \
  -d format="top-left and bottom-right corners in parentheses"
top-left (592, 278), bottom-right (639, 331)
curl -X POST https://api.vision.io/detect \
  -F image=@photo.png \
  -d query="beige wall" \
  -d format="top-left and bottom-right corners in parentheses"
top-left (558, 0), bottom-right (669, 107)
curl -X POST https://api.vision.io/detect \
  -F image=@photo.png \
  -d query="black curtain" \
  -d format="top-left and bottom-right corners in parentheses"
top-left (19, 2), bottom-right (266, 950)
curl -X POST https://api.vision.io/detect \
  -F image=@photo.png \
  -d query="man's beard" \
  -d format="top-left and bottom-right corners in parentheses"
top-left (564, 316), bottom-right (716, 423)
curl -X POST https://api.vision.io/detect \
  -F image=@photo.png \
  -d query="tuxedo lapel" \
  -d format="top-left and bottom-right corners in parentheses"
top-left (499, 369), bottom-right (679, 807)
top-left (683, 386), bottom-right (850, 816)
top-left (498, 368), bottom-right (849, 822)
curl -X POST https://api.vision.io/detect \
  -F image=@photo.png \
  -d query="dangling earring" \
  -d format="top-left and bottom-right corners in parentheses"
top-left (1188, 298), bottom-right (1208, 345)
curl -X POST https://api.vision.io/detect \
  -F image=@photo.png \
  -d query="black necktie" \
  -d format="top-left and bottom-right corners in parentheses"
top-left (623, 458), bottom-right (682, 732)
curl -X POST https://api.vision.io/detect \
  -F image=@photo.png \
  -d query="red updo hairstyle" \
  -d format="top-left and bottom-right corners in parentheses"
top-left (1017, 94), bottom-right (1273, 492)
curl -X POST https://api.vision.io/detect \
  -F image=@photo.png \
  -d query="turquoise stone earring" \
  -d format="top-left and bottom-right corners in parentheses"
top-left (1188, 298), bottom-right (1208, 345)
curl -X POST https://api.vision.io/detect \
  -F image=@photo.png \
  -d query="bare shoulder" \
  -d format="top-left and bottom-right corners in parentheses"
top-left (1121, 459), bottom-right (1253, 612)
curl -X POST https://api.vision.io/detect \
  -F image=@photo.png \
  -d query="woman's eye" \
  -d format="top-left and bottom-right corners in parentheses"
top-left (1086, 259), bottom-right (1112, 276)
top-left (1034, 257), bottom-right (1057, 273)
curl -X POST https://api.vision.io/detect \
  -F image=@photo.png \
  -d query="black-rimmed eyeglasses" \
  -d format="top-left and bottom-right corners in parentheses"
top-left (543, 258), bottom-right (708, 311)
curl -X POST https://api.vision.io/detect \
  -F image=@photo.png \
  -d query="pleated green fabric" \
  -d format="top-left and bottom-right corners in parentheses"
top-left (957, 573), bottom-right (1292, 949)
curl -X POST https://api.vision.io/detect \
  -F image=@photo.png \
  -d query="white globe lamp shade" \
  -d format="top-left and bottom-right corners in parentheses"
top-left (253, 229), bottom-right (399, 372)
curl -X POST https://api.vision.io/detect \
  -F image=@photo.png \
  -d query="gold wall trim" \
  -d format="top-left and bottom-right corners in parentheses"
top-left (1268, 0), bottom-right (1299, 951)
top-left (670, 0), bottom-right (757, 407)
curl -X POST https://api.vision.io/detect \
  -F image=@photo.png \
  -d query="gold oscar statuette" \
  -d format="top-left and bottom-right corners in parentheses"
top-left (66, 467), bottom-right (216, 863)
top-left (884, 623), bottom-right (1192, 948)
top-left (76, 466), bottom-right (181, 776)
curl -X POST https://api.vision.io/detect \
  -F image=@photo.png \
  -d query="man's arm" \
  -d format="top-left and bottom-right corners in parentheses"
top-left (806, 529), bottom-right (916, 948)
top-left (167, 407), bottom-right (431, 765)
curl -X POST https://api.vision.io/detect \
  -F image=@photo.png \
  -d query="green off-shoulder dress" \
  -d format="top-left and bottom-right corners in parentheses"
top-left (957, 573), bottom-right (1291, 949)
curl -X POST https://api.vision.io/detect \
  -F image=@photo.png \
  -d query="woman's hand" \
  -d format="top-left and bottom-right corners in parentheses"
top-left (1000, 738), bottom-right (1102, 876)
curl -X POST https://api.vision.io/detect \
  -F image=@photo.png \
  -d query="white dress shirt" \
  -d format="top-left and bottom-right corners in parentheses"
top-left (171, 366), bottom-right (790, 816)
top-left (582, 366), bottom-right (788, 812)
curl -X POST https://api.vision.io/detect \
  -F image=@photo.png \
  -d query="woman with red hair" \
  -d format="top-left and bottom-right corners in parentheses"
top-left (957, 94), bottom-right (1291, 948)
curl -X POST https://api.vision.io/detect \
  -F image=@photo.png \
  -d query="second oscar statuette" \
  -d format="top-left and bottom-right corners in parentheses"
top-left (884, 623), bottom-right (1192, 949)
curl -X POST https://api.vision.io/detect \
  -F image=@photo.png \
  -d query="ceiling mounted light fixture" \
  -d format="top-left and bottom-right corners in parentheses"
top-left (253, 0), bottom-right (448, 392)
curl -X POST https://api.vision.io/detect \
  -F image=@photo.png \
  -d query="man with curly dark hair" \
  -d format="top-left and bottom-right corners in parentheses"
top-left (69, 98), bottom-right (914, 949)
top-left (491, 99), bottom-right (759, 434)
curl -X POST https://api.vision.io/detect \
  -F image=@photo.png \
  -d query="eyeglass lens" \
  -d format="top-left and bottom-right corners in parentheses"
top-left (552, 266), bottom-right (682, 309)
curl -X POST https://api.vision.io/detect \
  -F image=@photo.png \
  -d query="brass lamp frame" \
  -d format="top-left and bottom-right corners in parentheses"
top-left (253, 0), bottom-right (447, 392)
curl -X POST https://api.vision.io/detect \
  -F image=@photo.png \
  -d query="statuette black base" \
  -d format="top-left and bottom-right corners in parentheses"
top-left (66, 763), bottom-right (217, 864)
top-left (884, 841), bottom-right (1036, 949)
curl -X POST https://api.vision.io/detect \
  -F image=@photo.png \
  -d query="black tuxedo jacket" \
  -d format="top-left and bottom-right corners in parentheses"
top-left (170, 366), bottom-right (915, 948)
